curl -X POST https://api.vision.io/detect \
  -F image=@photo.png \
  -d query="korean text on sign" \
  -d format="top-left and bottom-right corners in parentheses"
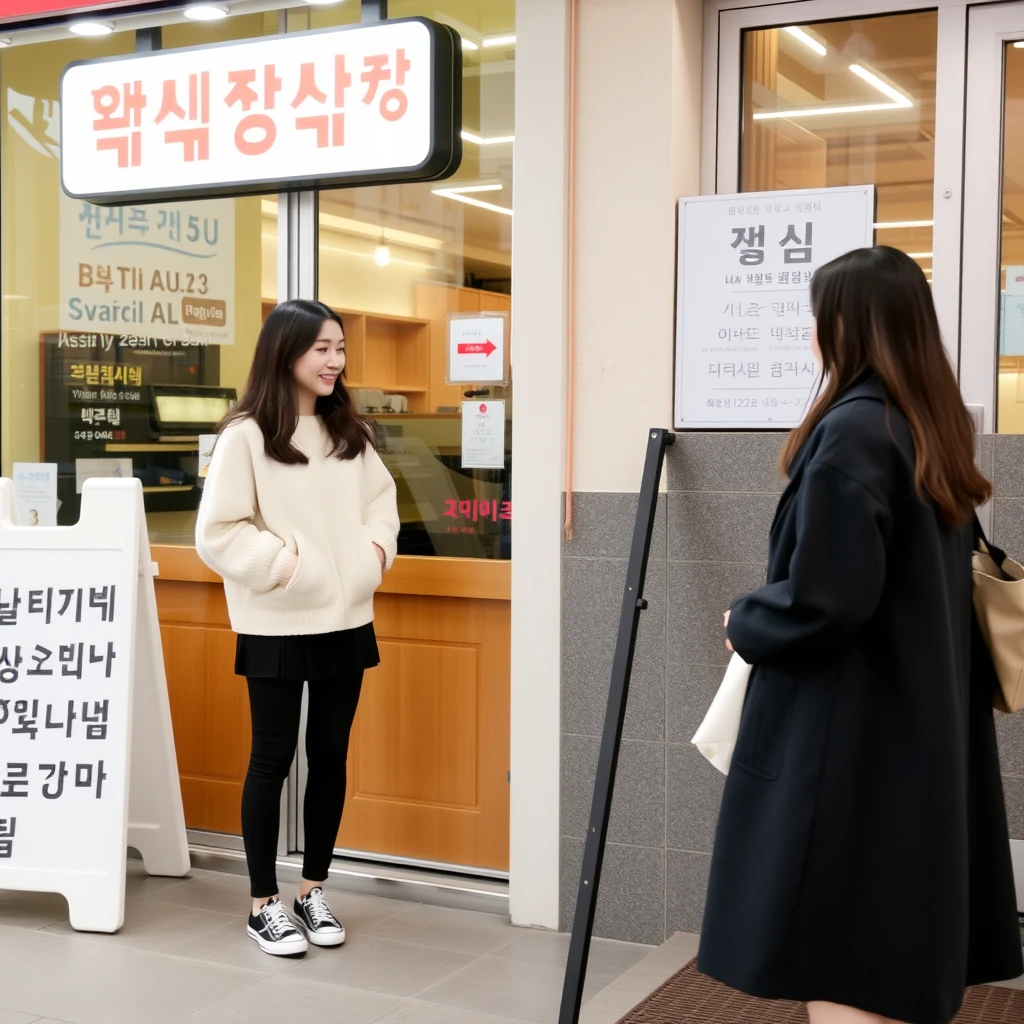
top-left (60, 19), bottom-right (457, 201)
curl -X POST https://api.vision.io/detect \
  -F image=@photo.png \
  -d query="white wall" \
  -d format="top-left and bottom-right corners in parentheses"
top-left (571, 0), bottom-right (704, 494)
top-left (509, 0), bottom-right (570, 930)
top-left (509, 0), bottom-right (704, 930)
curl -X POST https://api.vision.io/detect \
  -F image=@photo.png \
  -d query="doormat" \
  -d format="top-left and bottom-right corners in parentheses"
top-left (616, 960), bottom-right (1024, 1023)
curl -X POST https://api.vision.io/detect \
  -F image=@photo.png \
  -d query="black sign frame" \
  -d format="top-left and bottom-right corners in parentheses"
top-left (59, 16), bottom-right (463, 206)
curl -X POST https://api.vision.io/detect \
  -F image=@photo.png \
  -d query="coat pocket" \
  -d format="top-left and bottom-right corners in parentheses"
top-left (732, 666), bottom-right (798, 781)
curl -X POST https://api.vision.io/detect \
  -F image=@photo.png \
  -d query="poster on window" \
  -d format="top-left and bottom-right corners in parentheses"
top-left (1001, 267), bottom-right (1024, 357)
top-left (59, 190), bottom-right (235, 346)
top-left (673, 185), bottom-right (876, 430)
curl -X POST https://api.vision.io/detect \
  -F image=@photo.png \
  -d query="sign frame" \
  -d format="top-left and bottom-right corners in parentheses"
top-left (59, 17), bottom-right (463, 206)
top-left (673, 184), bottom-right (876, 432)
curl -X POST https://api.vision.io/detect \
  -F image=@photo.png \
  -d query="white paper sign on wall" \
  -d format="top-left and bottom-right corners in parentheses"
top-left (674, 185), bottom-right (876, 430)
top-left (461, 400), bottom-right (506, 469)
top-left (12, 464), bottom-right (58, 527)
top-left (448, 313), bottom-right (508, 385)
top-left (60, 18), bottom-right (462, 205)
top-left (0, 478), bottom-right (189, 932)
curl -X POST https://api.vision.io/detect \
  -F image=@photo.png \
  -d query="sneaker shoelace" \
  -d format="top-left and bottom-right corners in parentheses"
top-left (304, 888), bottom-right (339, 929)
top-left (261, 899), bottom-right (295, 939)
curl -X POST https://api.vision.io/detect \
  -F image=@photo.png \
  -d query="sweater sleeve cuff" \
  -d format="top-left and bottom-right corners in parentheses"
top-left (367, 524), bottom-right (398, 571)
top-left (270, 548), bottom-right (298, 587)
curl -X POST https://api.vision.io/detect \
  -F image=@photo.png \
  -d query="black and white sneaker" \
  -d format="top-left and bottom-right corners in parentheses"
top-left (247, 897), bottom-right (308, 957)
top-left (294, 887), bottom-right (346, 947)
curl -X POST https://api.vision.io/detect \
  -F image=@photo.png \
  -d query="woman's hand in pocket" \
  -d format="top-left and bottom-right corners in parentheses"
top-left (724, 610), bottom-right (734, 653)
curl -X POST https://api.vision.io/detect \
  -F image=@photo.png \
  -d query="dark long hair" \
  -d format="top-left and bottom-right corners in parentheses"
top-left (221, 299), bottom-right (372, 464)
top-left (780, 246), bottom-right (990, 526)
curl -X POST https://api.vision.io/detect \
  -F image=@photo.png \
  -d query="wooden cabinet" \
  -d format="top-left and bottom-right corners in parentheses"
top-left (153, 547), bottom-right (511, 871)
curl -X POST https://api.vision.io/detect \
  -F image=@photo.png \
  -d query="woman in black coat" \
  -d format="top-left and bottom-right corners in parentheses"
top-left (698, 246), bottom-right (1022, 1024)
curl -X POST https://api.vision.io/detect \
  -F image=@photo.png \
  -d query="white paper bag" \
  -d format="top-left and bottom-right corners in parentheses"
top-left (691, 652), bottom-right (753, 775)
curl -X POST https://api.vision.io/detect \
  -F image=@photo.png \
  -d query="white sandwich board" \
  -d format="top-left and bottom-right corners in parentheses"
top-left (0, 477), bottom-right (189, 932)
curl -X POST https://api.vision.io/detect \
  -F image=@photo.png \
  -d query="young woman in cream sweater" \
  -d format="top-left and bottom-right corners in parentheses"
top-left (197, 299), bottom-right (399, 958)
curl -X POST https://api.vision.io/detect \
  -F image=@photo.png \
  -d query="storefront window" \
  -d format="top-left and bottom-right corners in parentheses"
top-left (741, 12), bottom-right (938, 280)
top-left (998, 41), bottom-right (1024, 434)
top-left (0, 12), bottom-right (280, 543)
top-left (309, 0), bottom-right (514, 559)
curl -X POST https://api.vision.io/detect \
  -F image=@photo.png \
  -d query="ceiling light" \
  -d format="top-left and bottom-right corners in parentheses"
top-left (374, 232), bottom-right (390, 267)
top-left (784, 26), bottom-right (826, 57)
top-left (482, 34), bottom-right (515, 48)
top-left (461, 131), bottom-right (515, 146)
top-left (461, 37), bottom-right (480, 51)
top-left (849, 63), bottom-right (913, 107)
top-left (69, 20), bottom-right (114, 36)
top-left (302, 0), bottom-right (345, 6)
top-left (438, 183), bottom-right (502, 194)
top-left (755, 102), bottom-right (906, 120)
top-left (1014, 41), bottom-right (1024, 49)
top-left (433, 185), bottom-right (512, 217)
top-left (907, 252), bottom-right (933, 260)
top-left (875, 219), bottom-right (933, 229)
top-left (185, 4), bottom-right (229, 20)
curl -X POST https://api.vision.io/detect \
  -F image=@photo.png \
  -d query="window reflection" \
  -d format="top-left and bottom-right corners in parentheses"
top-left (741, 13), bottom-right (938, 282)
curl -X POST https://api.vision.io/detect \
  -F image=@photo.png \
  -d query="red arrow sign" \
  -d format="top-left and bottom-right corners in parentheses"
top-left (457, 339), bottom-right (497, 357)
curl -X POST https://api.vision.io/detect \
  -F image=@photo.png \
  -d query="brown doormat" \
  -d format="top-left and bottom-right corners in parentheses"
top-left (617, 960), bottom-right (1024, 1023)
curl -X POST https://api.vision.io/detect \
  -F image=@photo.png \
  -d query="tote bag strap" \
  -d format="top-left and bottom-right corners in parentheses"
top-left (974, 510), bottom-right (1009, 567)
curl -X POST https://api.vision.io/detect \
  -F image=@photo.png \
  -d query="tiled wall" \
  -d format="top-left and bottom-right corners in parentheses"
top-left (561, 432), bottom-right (1024, 946)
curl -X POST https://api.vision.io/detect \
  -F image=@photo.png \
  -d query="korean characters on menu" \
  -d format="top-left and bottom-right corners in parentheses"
top-left (0, 583), bottom-right (119, 861)
top-left (705, 201), bottom-right (824, 419)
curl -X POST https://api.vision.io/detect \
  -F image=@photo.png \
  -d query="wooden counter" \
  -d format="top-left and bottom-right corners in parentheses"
top-left (152, 546), bottom-right (511, 871)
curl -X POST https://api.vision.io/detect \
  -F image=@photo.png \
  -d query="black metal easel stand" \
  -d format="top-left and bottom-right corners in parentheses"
top-left (557, 427), bottom-right (674, 1024)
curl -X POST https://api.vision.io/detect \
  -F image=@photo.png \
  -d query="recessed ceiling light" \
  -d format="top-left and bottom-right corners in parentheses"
top-left (849, 63), bottom-right (913, 107)
top-left (69, 20), bottom-right (114, 36)
top-left (482, 34), bottom-right (515, 48)
top-left (875, 220), bottom-right (933, 229)
top-left (461, 131), bottom-right (515, 146)
top-left (185, 4), bottom-right (229, 20)
top-left (784, 26), bottom-right (826, 57)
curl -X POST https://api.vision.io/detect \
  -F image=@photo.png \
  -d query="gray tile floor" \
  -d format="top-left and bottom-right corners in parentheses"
top-left (0, 861), bottom-right (697, 1024)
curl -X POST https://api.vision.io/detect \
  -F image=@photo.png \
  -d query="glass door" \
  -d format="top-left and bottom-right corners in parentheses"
top-left (960, 3), bottom-right (1024, 442)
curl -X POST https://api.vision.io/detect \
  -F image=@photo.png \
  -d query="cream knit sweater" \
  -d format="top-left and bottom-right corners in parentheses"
top-left (195, 415), bottom-right (399, 637)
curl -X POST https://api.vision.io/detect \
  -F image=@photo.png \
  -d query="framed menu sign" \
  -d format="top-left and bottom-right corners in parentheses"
top-left (673, 185), bottom-right (875, 430)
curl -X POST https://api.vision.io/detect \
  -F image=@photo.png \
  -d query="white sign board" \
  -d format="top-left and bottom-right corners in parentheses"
top-left (60, 18), bottom-right (461, 205)
top-left (448, 313), bottom-right (508, 385)
top-left (12, 464), bottom-right (58, 527)
top-left (0, 478), bottom-right (189, 932)
top-left (674, 186), bottom-right (876, 430)
top-left (59, 191), bottom-right (236, 345)
top-left (461, 400), bottom-right (506, 469)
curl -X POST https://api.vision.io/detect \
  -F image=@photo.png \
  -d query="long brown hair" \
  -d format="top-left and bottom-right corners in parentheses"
top-left (780, 246), bottom-right (989, 526)
top-left (221, 299), bottom-right (372, 464)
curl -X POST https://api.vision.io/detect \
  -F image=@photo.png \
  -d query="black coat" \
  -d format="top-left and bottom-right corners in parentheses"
top-left (697, 377), bottom-right (1022, 1024)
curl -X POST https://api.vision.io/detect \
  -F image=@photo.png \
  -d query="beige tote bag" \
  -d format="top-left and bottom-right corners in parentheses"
top-left (973, 517), bottom-right (1024, 713)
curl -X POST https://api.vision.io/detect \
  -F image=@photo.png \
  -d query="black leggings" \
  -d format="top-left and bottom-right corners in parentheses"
top-left (243, 673), bottom-right (363, 899)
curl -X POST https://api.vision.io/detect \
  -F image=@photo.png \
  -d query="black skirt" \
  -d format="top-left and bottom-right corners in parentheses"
top-left (235, 623), bottom-right (380, 681)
